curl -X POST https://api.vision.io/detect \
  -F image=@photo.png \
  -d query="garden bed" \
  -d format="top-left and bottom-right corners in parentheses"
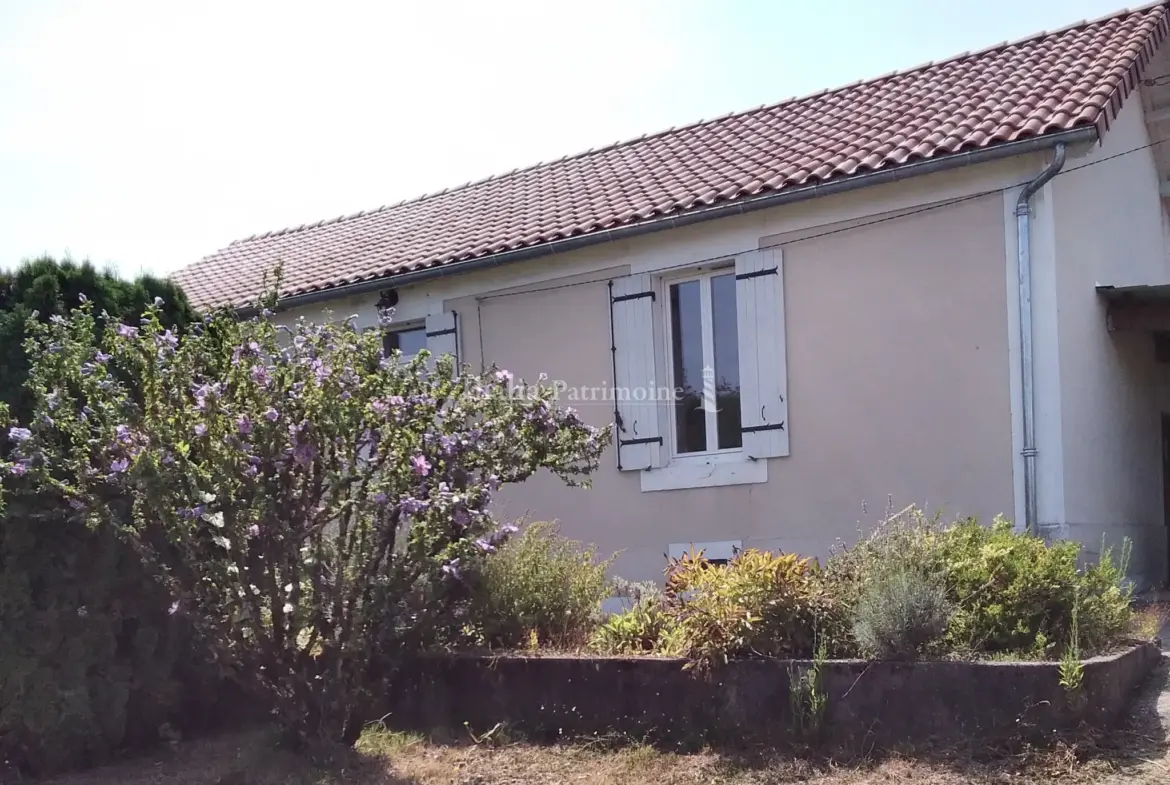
top-left (386, 642), bottom-right (1163, 750)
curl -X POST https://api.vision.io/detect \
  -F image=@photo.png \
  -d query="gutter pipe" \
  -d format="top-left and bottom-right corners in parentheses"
top-left (260, 126), bottom-right (1097, 314)
top-left (1015, 142), bottom-right (1068, 536)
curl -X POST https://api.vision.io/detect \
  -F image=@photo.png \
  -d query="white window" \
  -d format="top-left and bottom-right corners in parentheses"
top-left (383, 323), bottom-right (427, 359)
top-left (382, 311), bottom-right (459, 365)
top-left (664, 267), bottom-right (742, 455)
top-left (610, 249), bottom-right (788, 492)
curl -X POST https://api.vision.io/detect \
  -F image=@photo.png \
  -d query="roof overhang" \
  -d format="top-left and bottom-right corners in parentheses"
top-left (1097, 283), bottom-right (1170, 331)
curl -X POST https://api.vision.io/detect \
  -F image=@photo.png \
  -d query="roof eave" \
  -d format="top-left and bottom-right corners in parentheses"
top-left (244, 125), bottom-right (1099, 316)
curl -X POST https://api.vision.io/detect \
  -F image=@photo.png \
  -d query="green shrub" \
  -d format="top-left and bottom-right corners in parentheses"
top-left (663, 549), bottom-right (847, 668)
top-left (0, 491), bottom-right (222, 775)
top-left (827, 507), bottom-right (1133, 660)
top-left (852, 565), bottom-right (951, 660)
top-left (824, 504), bottom-right (946, 611)
top-left (472, 522), bottom-right (614, 648)
top-left (607, 576), bottom-right (663, 608)
top-left (938, 518), bottom-right (1132, 656)
top-left (589, 597), bottom-right (683, 655)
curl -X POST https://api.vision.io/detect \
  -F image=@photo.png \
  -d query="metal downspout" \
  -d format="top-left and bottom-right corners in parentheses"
top-left (1016, 142), bottom-right (1066, 535)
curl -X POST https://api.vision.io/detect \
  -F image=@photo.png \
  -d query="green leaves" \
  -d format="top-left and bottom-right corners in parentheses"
top-left (7, 291), bottom-right (609, 746)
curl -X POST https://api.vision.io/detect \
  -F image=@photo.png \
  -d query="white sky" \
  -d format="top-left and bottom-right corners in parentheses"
top-left (0, 0), bottom-right (1138, 278)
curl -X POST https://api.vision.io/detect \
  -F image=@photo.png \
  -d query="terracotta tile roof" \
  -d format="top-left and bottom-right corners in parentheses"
top-left (175, 3), bottom-right (1170, 310)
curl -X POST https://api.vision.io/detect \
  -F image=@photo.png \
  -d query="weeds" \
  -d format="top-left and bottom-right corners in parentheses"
top-left (788, 634), bottom-right (829, 741)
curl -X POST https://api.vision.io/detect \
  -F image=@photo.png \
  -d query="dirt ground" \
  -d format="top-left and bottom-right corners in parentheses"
top-left (39, 654), bottom-right (1170, 785)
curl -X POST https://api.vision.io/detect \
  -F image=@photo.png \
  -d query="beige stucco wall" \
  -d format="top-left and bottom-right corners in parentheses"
top-left (445, 194), bottom-right (1014, 581)
top-left (1047, 95), bottom-right (1170, 587)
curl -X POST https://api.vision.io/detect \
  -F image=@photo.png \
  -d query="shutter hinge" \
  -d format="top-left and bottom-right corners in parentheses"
top-left (619, 436), bottom-right (664, 447)
top-left (742, 422), bottom-right (784, 434)
top-left (735, 267), bottom-right (779, 281)
top-left (611, 290), bottom-right (656, 304)
top-left (426, 327), bottom-right (457, 337)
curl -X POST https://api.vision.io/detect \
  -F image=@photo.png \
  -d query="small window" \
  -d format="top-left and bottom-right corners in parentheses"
top-left (666, 270), bottom-right (742, 455)
top-left (383, 324), bottom-right (427, 358)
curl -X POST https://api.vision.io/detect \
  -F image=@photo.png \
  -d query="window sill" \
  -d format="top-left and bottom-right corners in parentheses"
top-left (639, 453), bottom-right (767, 492)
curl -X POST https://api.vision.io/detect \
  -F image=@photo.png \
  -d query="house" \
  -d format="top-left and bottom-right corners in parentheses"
top-left (176, 3), bottom-right (1170, 588)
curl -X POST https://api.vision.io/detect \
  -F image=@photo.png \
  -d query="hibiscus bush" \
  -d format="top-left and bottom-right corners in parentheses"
top-left (4, 297), bottom-right (607, 746)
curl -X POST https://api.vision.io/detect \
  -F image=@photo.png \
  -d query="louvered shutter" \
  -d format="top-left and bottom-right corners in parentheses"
top-left (425, 311), bottom-right (458, 365)
top-left (735, 249), bottom-right (789, 458)
top-left (610, 274), bottom-right (664, 471)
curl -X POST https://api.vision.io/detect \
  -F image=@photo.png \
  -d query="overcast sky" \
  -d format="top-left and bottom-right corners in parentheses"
top-left (0, 0), bottom-right (1140, 278)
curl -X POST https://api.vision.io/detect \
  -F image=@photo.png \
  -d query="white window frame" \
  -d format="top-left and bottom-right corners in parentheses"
top-left (383, 321), bottom-right (427, 361)
top-left (660, 264), bottom-right (742, 460)
top-left (641, 262), bottom-right (767, 493)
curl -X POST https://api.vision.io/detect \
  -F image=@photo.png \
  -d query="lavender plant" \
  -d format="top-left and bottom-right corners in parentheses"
top-left (4, 298), bottom-right (607, 746)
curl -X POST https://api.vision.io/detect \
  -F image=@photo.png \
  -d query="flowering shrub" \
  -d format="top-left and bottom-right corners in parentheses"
top-left (5, 297), bottom-right (607, 745)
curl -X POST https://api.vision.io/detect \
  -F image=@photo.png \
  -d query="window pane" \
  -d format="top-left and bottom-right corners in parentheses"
top-left (710, 273), bottom-right (742, 449)
top-left (384, 326), bottom-right (427, 357)
top-left (670, 280), bottom-right (707, 453)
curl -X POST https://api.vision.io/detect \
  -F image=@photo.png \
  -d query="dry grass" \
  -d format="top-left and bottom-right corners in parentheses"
top-left (40, 657), bottom-right (1170, 785)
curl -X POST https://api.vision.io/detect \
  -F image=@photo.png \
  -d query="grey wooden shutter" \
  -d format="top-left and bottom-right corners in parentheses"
top-left (610, 274), bottom-right (664, 471)
top-left (735, 249), bottom-right (789, 458)
top-left (425, 311), bottom-right (458, 364)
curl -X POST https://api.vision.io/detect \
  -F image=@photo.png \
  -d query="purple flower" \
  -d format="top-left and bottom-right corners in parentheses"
top-left (7, 427), bottom-right (31, 443)
top-left (373, 492), bottom-right (389, 504)
top-left (453, 508), bottom-right (471, 527)
top-left (109, 457), bottom-right (129, 473)
top-left (193, 423), bottom-right (207, 437)
top-left (247, 524), bottom-right (261, 538)
top-left (68, 497), bottom-right (85, 510)
top-left (388, 395), bottom-right (405, 407)
top-left (243, 464), bottom-right (259, 478)
top-left (94, 350), bottom-right (111, 364)
top-left (153, 296), bottom-right (165, 308)
top-left (115, 424), bottom-right (132, 444)
top-left (264, 407), bottom-right (280, 423)
top-left (474, 538), bottom-right (496, 554)
top-left (371, 399), bottom-right (389, 416)
top-left (116, 324), bottom-right (138, 339)
top-left (293, 442), bottom-right (318, 466)
top-left (161, 451), bottom-right (175, 465)
top-left (250, 365), bottom-right (271, 386)
top-left (494, 369), bottom-right (514, 383)
top-left (441, 558), bottom-right (462, 579)
top-left (261, 308), bottom-right (274, 318)
top-left (46, 391), bottom-right (60, 411)
top-left (8, 461), bottom-right (28, 476)
top-left (400, 497), bottom-right (427, 515)
top-left (499, 522), bottom-right (520, 536)
top-left (237, 414), bottom-right (253, 435)
top-left (410, 454), bottom-right (431, 477)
